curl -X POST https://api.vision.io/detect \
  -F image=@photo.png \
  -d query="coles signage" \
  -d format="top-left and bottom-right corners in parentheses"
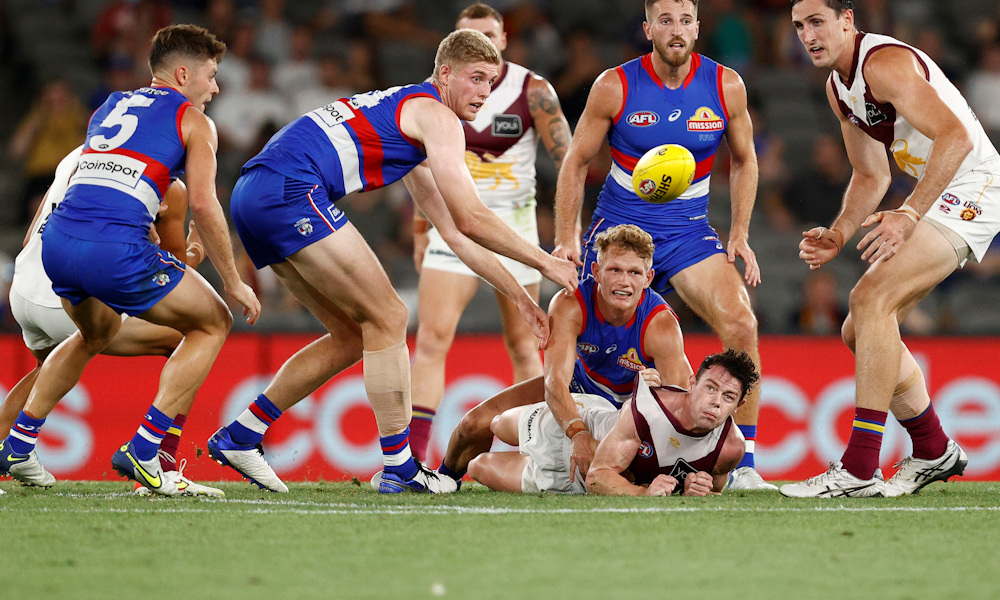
top-left (1, 334), bottom-right (998, 482)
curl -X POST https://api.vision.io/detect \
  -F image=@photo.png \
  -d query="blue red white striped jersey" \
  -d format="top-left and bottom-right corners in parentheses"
top-left (54, 86), bottom-right (192, 242)
top-left (596, 53), bottom-right (729, 228)
top-left (570, 277), bottom-right (672, 408)
top-left (243, 82), bottom-right (441, 200)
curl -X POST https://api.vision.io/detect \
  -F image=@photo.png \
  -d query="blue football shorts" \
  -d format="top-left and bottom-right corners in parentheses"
top-left (42, 224), bottom-right (185, 316)
top-left (231, 165), bottom-right (350, 269)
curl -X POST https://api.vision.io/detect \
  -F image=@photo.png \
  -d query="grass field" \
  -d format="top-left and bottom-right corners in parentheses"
top-left (1, 479), bottom-right (997, 600)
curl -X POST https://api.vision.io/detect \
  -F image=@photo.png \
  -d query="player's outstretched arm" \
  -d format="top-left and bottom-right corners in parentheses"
top-left (182, 108), bottom-right (260, 324)
top-left (405, 163), bottom-right (550, 348)
top-left (543, 291), bottom-right (597, 479)
top-left (721, 67), bottom-right (760, 286)
top-left (402, 98), bottom-right (578, 292)
top-left (552, 69), bottom-right (620, 265)
top-left (800, 81), bottom-right (892, 270)
top-left (588, 404), bottom-right (671, 496)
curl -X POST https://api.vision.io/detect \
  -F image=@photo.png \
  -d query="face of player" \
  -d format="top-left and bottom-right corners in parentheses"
top-left (685, 365), bottom-right (743, 433)
top-left (440, 60), bottom-right (499, 121)
top-left (791, 0), bottom-right (855, 73)
top-left (181, 58), bottom-right (221, 111)
top-left (457, 16), bottom-right (508, 54)
top-left (592, 248), bottom-right (654, 314)
top-left (644, 0), bottom-right (699, 69)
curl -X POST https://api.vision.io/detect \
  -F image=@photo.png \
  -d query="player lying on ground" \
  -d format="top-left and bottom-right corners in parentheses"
top-left (469, 349), bottom-right (757, 496)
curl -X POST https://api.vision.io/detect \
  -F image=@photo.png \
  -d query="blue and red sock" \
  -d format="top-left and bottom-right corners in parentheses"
top-left (840, 408), bottom-right (887, 480)
top-left (228, 394), bottom-right (283, 446)
top-left (736, 425), bottom-right (757, 469)
top-left (131, 405), bottom-right (173, 462)
top-left (381, 428), bottom-right (417, 480)
top-left (6, 410), bottom-right (45, 455)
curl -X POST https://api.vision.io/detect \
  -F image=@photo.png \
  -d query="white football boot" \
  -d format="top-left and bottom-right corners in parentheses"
top-left (780, 462), bottom-right (885, 498)
top-left (884, 439), bottom-right (967, 497)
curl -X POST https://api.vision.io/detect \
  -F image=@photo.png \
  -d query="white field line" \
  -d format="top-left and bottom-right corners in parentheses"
top-left (2, 498), bottom-right (999, 516)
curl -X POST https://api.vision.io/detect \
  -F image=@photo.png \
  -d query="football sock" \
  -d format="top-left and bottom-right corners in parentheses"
top-left (132, 405), bottom-right (173, 462)
top-left (381, 428), bottom-right (418, 480)
top-left (159, 413), bottom-right (186, 471)
top-left (840, 408), bottom-right (887, 480)
top-left (6, 410), bottom-right (45, 455)
top-left (408, 405), bottom-right (435, 462)
top-left (736, 425), bottom-right (756, 469)
top-left (228, 394), bottom-right (283, 446)
top-left (899, 403), bottom-right (949, 460)
top-left (438, 461), bottom-right (464, 488)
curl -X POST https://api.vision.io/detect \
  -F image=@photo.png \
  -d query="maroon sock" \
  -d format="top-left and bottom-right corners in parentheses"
top-left (899, 404), bottom-right (949, 460)
top-left (840, 408), bottom-right (887, 480)
top-left (408, 405), bottom-right (435, 463)
top-left (159, 413), bottom-right (186, 472)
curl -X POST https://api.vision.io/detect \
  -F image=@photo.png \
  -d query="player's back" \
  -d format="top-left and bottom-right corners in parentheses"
top-left (598, 53), bottom-right (729, 228)
top-left (570, 277), bottom-right (671, 408)
top-left (52, 87), bottom-right (191, 243)
top-left (243, 82), bottom-right (441, 200)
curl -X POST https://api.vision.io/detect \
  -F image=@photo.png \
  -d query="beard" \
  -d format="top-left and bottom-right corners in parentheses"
top-left (653, 37), bottom-right (694, 69)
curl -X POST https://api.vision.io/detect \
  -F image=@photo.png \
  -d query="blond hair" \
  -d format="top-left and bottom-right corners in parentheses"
top-left (432, 28), bottom-right (501, 81)
top-left (595, 224), bottom-right (656, 268)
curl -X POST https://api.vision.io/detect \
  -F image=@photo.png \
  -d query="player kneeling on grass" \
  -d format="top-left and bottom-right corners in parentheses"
top-left (469, 349), bottom-right (757, 496)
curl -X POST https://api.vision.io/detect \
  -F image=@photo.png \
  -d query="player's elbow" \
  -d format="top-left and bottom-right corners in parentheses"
top-left (452, 210), bottom-right (487, 242)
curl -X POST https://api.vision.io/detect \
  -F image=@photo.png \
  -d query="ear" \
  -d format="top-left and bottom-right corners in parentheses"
top-left (438, 63), bottom-right (452, 85)
top-left (175, 64), bottom-right (190, 87)
top-left (843, 9), bottom-right (855, 30)
top-left (590, 260), bottom-right (599, 278)
top-left (644, 267), bottom-right (654, 289)
top-left (643, 20), bottom-right (652, 42)
top-left (688, 372), bottom-right (696, 389)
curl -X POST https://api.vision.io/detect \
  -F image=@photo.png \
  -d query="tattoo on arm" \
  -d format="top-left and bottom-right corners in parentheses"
top-left (529, 78), bottom-right (571, 164)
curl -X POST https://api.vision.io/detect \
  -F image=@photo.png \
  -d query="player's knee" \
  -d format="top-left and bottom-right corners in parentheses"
top-left (848, 278), bottom-right (889, 317)
top-left (488, 414), bottom-right (503, 436)
top-left (415, 323), bottom-right (456, 358)
top-left (455, 408), bottom-right (494, 445)
top-left (503, 335), bottom-right (541, 370)
top-left (841, 315), bottom-right (857, 350)
top-left (467, 454), bottom-right (485, 481)
top-left (367, 294), bottom-right (408, 336)
top-left (719, 310), bottom-right (758, 348)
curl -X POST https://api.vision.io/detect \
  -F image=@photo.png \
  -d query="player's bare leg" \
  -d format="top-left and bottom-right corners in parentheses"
top-left (409, 268), bottom-right (480, 460)
top-left (468, 452), bottom-right (530, 493)
top-left (671, 254), bottom-right (771, 489)
top-left (0, 348), bottom-right (50, 438)
top-left (494, 283), bottom-right (544, 384)
top-left (782, 223), bottom-right (962, 498)
top-left (441, 375), bottom-right (544, 481)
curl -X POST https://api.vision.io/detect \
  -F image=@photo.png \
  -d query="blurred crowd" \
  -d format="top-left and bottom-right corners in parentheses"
top-left (1, 0), bottom-right (999, 335)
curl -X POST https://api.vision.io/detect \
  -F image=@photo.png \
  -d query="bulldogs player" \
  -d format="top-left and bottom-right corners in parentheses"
top-left (551, 0), bottom-right (770, 489)
top-left (408, 3), bottom-right (573, 461)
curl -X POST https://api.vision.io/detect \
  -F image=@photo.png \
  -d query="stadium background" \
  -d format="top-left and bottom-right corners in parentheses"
top-left (0, 0), bottom-right (998, 481)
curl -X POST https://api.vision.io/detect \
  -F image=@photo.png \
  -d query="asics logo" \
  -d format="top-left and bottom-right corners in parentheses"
top-left (123, 446), bottom-right (161, 488)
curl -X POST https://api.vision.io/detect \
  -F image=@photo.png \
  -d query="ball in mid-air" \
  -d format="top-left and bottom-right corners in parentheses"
top-left (632, 144), bottom-right (695, 204)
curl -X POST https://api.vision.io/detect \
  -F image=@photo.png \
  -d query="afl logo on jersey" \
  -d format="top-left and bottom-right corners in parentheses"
top-left (627, 111), bottom-right (660, 127)
top-left (577, 342), bottom-right (598, 355)
top-left (941, 193), bottom-right (960, 205)
top-left (638, 441), bottom-right (653, 458)
top-left (687, 107), bottom-right (724, 132)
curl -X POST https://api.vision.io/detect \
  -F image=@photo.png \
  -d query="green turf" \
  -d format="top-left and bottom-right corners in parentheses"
top-left (1, 480), bottom-right (997, 600)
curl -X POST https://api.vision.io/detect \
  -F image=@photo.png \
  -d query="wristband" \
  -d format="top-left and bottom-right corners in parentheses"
top-left (826, 226), bottom-right (845, 251)
top-left (565, 418), bottom-right (589, 440)
top-left (414, 217), bottom-right (430, 234)
top-left (893, 204), bottom-right (922, 224)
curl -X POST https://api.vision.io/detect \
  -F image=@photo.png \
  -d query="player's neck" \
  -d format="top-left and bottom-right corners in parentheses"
top-left (594, 290), bottom-right (634, 327)
top-left (831, 29), bottom-right (859, 81)
top-left (650, 52), bottom-right (692, 90)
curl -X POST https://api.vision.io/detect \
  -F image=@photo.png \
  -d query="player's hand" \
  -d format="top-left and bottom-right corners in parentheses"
top-left (541, 255), bottom-right (580, 293)
top-left (517, 298), bottom-right (551, 350)
top-left (683, 471), bottom-right (714, 496)
top-left (552, 242), bottom-right (583, 267)
top-left (639, 367), bottom-right (661, 387)
top-left (185, 220), bottom-right (206, 267)
top-left (568, 432), bottom-right (598, 483)
top-left (148, 222), bottom-right (161, 245)
top-left (412, 230), bottom-right (429, 274)
top-left (799, 227), bottom-right (844, 270)
top-left (645, 474), bottom-right (679, 496)
top-left (727, 236), bottom-right (760, 287)
top-left (226, 281), bottom-right (261, 326)
top-left (858, 210), bottom-right (916, 264)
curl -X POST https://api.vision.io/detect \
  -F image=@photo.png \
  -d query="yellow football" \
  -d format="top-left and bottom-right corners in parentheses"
top-left (631, 144), bottom-right (696, 204)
